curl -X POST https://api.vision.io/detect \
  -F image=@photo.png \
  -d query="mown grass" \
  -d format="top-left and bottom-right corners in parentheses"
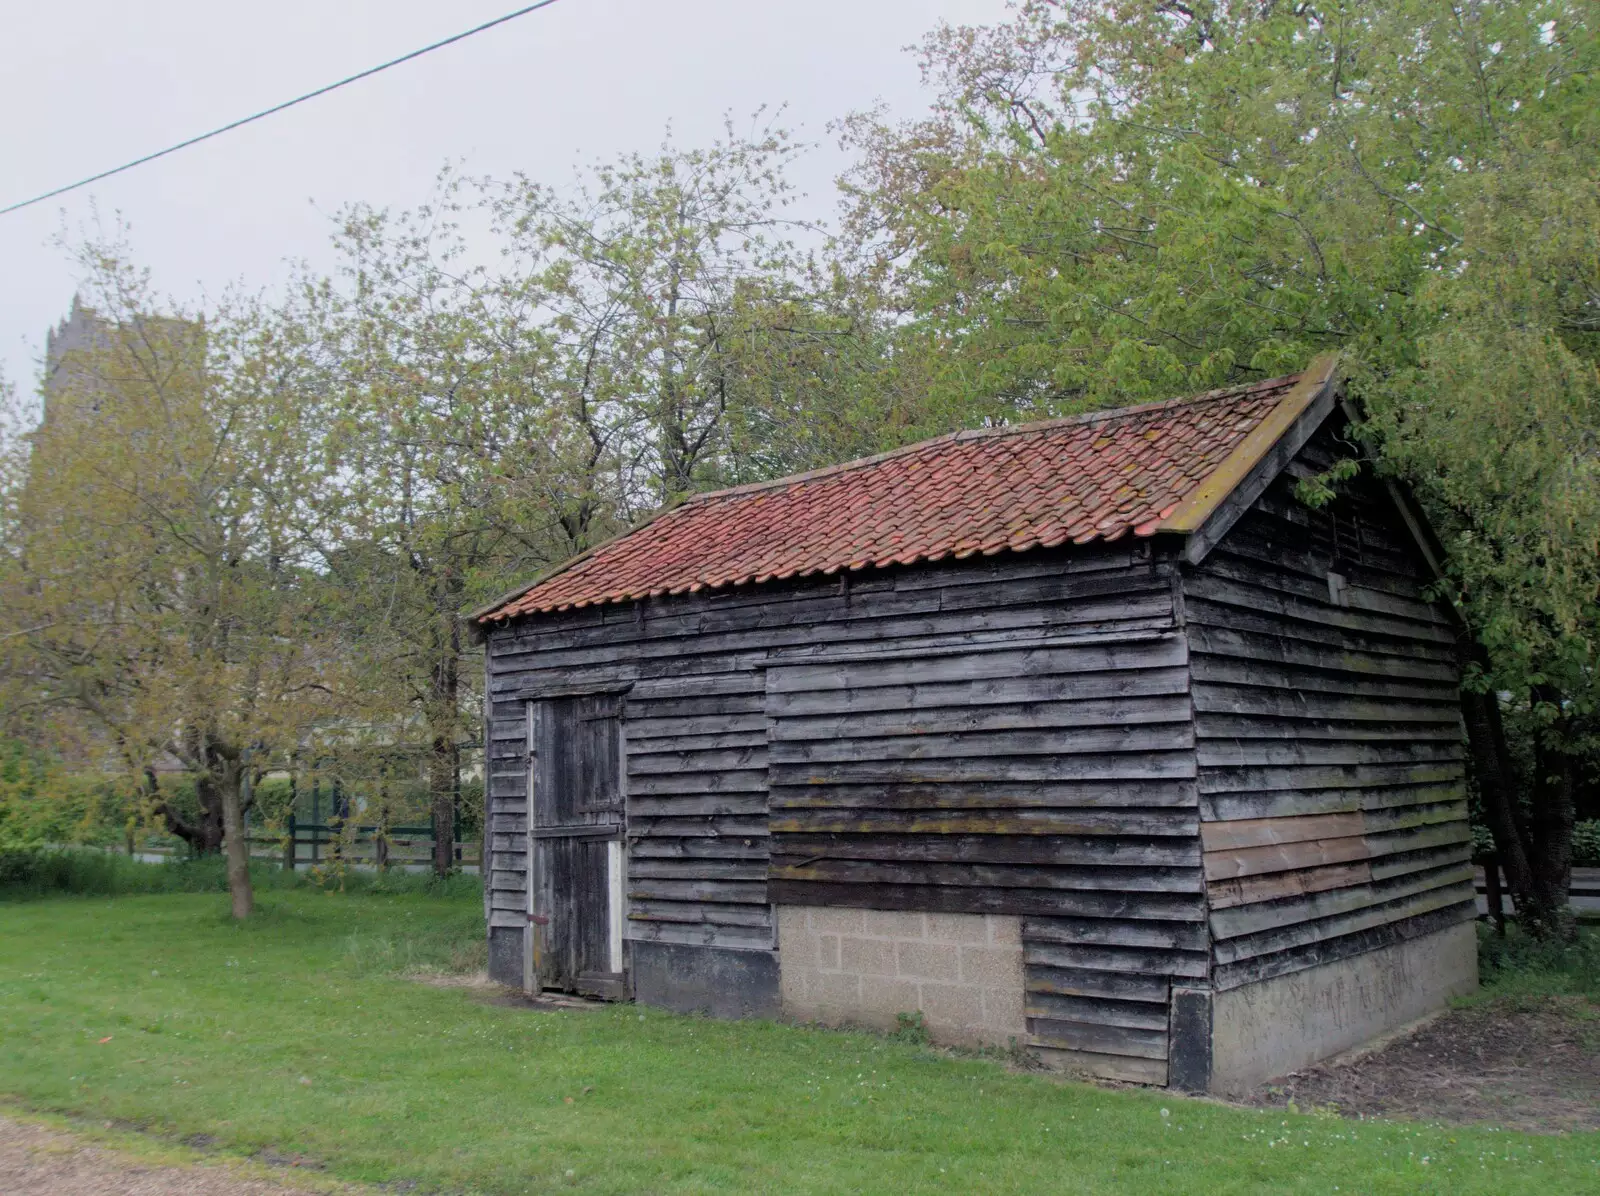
top-left (0, 887), bottom-right (1596, 1195)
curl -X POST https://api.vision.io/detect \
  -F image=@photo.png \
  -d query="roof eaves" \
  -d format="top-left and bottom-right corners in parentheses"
top-left (465, 498), bottom-right (692, 625)
top-left (1156, 354), bottom-right (1340, 537)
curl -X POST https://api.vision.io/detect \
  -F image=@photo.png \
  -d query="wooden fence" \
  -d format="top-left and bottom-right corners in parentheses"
top-left (248, 811), bottom-right (481, 872)
top-left (1474, 866), bottom-right (1600, 919)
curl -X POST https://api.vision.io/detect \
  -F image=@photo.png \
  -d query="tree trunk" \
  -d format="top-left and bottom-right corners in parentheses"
top-left (430, 733), bottom-right (459, 877)
top-left (220, 762), bottom-right (254, 920)
top-left (1524, 688), bottom-right (1578, 940)
top-left (1460, 685), bottom-right (1539, 912)
top-left (429, 625), bottom-right (462, 878)
top-left (152, 765), bottom-right (225, 856)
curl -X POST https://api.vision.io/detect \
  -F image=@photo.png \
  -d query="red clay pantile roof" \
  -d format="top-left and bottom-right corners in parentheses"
top-left (479, 366), bottom-right (1330, 622)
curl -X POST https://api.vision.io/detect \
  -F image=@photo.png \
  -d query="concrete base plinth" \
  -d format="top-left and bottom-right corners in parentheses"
top-left (776, 905), bottom-right (1025, 1047)
top-left (1209, 920), bottom-right (1478, 1096)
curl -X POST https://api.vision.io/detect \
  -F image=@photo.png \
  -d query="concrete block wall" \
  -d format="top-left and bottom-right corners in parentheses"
top-left (776, 905), bottom-right (1025, 1047)
top-left (1209, 921), bottom-right (1479, 1095)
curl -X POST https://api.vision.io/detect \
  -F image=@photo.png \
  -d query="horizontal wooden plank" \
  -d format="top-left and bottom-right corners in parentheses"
top-left (1026, 992), bottom-right (1170, 1031)
top-left (1196, 738), bottom-right (1461, 770)
top-left (771, 694), bottom-right (1194, 741)
top-left (628, 859), bottom-right (768, 882)
top-left (770, 809), bottom-right (1199, 838)
top-left (1195, 716), bottom-right (1462, 745)
top-left (627, 899), bottom-right (773, 928)
top-left (626, 921), bottom-right (775, 950)
top-left (1191, 683), bottom-right (1461, 725)
top-left (629, 769), bottom-right (768, 796)
top-left (771, 752), bottom-right (1196, 786)
top-left (628, 879), bottom-right (769, 904)
top-left (1190, 653), bottom-right (1459, 703)
top-left (770, 723), bottom-right (1193, 764)
top-left (628, 674), bottom-right (766, 699)
top-left (1023, 917), bottom-right (1208, 952)
top-left (628, 747), bottom-right (766, 775)
top-left (1197, 822), bottom-right (1460, 882)
top-left (774, 833), bottom-right (1200, 868)
top-left (1198, 545), bottom-right (1444, 622)
top-left (1201, 813), bottom-right (1365, 852)
top-left (1208, 861), bottom-right (1373, 911)
top-left (1029, 1046), bottom-right (1168, 1086)
top-left (764, 667), bottom-right (1192, 718)
top-left (1198, 761), bottom-right (1465, 795)
top-left (623, 693), bottom-right (764, 719)
top-left (890, 546), bottom-right (1142, 592)
top-left (624, 729), bottom-right (767, 752)
top-left (625, 713), bottom-right (767, 740)
top-left (628, 815), bottom-right (768, 839)
top-left (761, 620), bottom-right (1179, 669)
top-left (1028, 1017), bottom-right (1167, 1060)
top-left (1198, 781), bottom-right (1463, 822)
top-left (630, 837), bottom-right (770, 861)
top-left (1024, 963), bottom-right (1171, 1003)
top-left (771, 858), bottom-right (1204, 894)
top-left (629, 793), bottom-right (768, 818)
top-left (766, 638), bottom-right (1187, 694)
top-left (1024, 940), bottom-right (1208, 979)
top-left (1204, 835), bottom-right (1370, 881)
top-left (508, 595), bottom-right (1176, 678)
top-left (771, 778), bottom-right (1198, 812)
top-left (768, 879), bottom-right (1206, 923)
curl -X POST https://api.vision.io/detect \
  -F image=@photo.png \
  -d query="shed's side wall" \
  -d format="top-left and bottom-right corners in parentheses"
top-left (1186, 427), bottom-right (1475, 1003)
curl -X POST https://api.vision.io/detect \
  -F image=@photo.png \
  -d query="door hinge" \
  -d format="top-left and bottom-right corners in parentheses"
top-left (527, 913), bottom-right (550, 926)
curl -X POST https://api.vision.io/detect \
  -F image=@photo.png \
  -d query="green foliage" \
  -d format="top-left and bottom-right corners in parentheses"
top-left (0, 847), bottom-right (481, 901)
top-left (0, 742), bottom-right (142, 849)
top-left (1574, 821), bottom-right (1600, 867)
top-left (1478, 922), bottom-right (1600, 999)
top-left (846, 0), bottom-right (1600, 713)
top-left (891, 1009), bottom-right (930, 1046)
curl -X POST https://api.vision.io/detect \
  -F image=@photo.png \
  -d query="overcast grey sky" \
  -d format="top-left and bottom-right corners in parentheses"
top-left (1, 0), bottom-right (1012, 393)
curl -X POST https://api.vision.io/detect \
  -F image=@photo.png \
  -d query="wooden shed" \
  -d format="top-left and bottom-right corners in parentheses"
top-left (470, 357), bottom-right (1477, 1093)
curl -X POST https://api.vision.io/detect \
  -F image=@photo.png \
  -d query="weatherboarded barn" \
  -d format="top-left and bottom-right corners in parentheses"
top-left (471, 357), bottom-right (1477, 1093)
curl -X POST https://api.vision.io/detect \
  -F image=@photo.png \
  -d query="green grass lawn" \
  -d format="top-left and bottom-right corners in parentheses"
top-left (0, 887), bottom-right (1595, 1195)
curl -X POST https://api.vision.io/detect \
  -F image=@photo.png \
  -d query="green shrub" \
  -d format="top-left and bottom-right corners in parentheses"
top-left (1574, 820), bottom-right (1600, 867)
top-left (0, 847), bottom-right (482, 901)
top-left (1477, 922), bottom-right (1600, 1000)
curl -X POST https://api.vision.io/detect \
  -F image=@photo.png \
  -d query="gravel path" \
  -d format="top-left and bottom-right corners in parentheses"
top-left (0, 1116), bottom-right (354, 1195)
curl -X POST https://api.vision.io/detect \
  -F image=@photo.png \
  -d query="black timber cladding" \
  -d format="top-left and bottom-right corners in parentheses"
top-left (1185, 422), bottom-right (1473, 992)
top-left (484, 542), bottom-right (1199, 1082)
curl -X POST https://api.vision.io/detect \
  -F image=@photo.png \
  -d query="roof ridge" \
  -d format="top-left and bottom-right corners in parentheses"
top-left (682, 372), bottom-right (1304, 507)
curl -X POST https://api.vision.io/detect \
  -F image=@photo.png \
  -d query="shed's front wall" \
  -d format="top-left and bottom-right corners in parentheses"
top-left (484, 542), bottom-right (1201, 1082)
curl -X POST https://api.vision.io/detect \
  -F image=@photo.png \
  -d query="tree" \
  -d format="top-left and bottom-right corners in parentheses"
top-left (281, 182), bottom-right (588, 877)
top-left (0, 247), bottom-right (338, 917)
top-left (840, 0), bottom-right (1600, 934)
top-left (278, 127), bottom-right (894, 876)
top-left (489, 117), bottom-right (829, 509)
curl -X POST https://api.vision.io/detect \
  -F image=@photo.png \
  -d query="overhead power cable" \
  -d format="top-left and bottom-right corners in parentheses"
top-left (0, 0), bottom-right (566, 217)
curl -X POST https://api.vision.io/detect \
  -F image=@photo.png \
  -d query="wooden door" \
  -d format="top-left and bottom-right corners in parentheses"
top-left (529, 693), bottom-right (625, 998)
